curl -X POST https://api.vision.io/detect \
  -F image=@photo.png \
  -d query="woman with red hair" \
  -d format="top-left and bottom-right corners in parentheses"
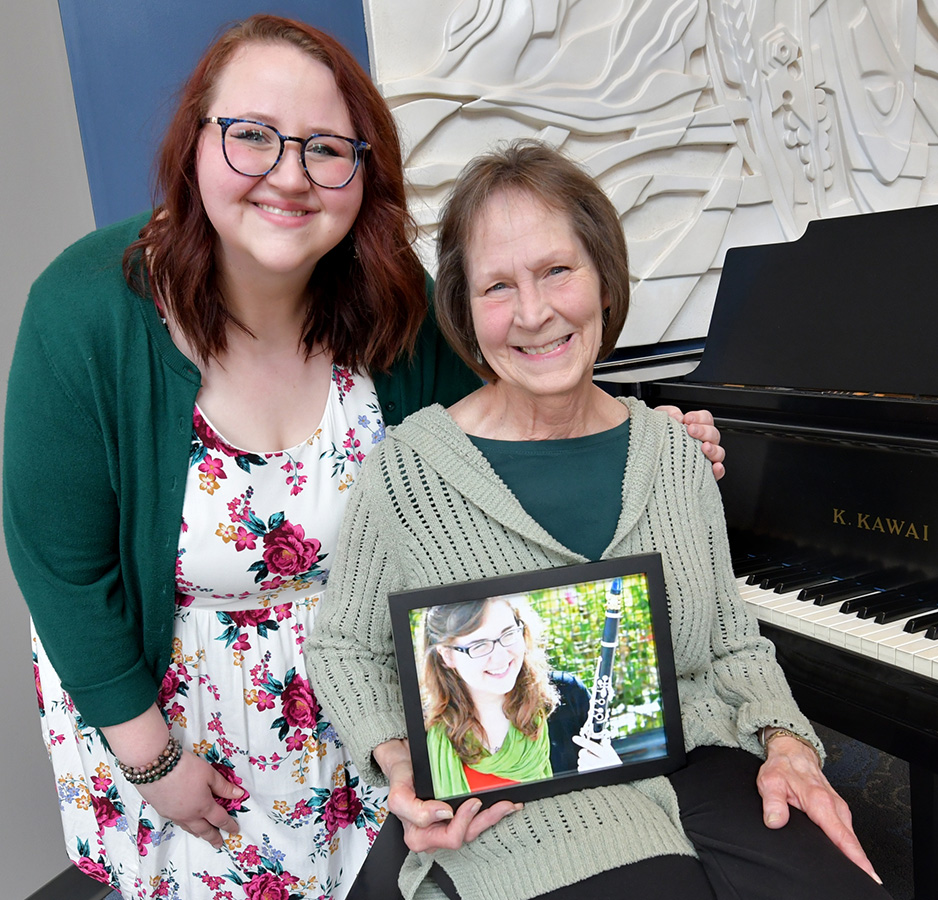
top-left (4, 14), bottom-right (722, 899)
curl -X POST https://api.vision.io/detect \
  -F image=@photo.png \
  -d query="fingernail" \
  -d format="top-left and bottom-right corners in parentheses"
top-left (513, 803), bottom-right (524, 812)
top-left (765, 812), bottom-right (780, 825)
top-left (234, 787), bottom-right (244, 797)
top-left (873, 872), bottom-right (883, 885)
top-left (435, 809), bottom-right (453, 821)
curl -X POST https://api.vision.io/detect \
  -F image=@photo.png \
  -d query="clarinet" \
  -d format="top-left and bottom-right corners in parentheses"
top-left (579, 577), bottom-right (623, 744)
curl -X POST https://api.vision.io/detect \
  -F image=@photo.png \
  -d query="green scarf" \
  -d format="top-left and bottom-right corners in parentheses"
top-left (427, 720), bottom-right (552, 799)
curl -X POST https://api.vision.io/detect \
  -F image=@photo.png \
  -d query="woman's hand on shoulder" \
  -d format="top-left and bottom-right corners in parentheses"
top-left (656, 406), bottom-right (726, 481)
top-left (135, 750), bottom-right (244, 849)
top-left (756, 732), bottom-right (882, 884)
top-left (375, 739), bottom-right (521, 853)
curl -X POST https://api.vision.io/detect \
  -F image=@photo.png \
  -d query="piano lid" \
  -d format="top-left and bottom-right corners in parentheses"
top-left (688, 203), bottom-right (938, 397)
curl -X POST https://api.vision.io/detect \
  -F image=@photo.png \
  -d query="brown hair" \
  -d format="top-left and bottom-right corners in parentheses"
top-left (122, 14), bottom-right (425, 371)
top-left (422, 597), bottom-right (558, 766)
top-left (434, 140), bottom-right (630, 381)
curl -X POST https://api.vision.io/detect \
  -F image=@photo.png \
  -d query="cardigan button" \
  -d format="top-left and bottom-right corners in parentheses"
top-left (386, 401), bottom-right (396, 411)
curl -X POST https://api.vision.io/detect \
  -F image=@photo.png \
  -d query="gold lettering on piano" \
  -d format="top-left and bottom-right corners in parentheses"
top-left (833, 508), bottom-right (930, 541)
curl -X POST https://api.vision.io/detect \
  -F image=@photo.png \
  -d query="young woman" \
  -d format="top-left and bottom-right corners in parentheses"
top-left (4, 16), bottom-right (723, 900)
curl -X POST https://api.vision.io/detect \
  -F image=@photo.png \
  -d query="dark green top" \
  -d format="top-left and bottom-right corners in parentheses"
top-left (3, 212), bottom-right (480, 726)
top-left (469, 419), bottom-right (630, 560)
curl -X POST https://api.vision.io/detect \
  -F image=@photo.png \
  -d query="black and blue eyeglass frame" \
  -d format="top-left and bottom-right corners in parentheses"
top-left (200, 116), bottom-right (370, 189)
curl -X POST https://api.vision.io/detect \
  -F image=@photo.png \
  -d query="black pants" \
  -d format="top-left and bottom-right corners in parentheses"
top-left (429, 746), bottom-right (892, 900)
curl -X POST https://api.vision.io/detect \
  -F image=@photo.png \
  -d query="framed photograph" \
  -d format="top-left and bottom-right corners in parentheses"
top-left (388, 554), bottom-right (685, 808)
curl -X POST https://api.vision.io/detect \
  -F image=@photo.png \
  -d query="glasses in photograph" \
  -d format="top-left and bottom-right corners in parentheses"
top-left (201, 116), bottom-right (370, 189)
top-left (450, 625), bottom-right (525, 659)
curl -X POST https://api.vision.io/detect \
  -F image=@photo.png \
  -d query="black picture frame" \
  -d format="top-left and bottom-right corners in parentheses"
top-left (388, 553), bottom-right (685, 808)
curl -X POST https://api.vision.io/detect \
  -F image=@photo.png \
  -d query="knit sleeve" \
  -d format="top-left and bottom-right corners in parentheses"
top-left (694, 453), bottom-right (822, 761)
top-left (305, 446), bottom-right (409, 785)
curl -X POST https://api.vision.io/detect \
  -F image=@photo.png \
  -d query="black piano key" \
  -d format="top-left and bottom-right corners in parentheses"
top-left (925, 624), bottom-right (938, 641)
top-left (855, 593), bottom-right (922, 619)
top-left (774, 571), bottom-right (842, 594)
top-left (800, 571), bottom-right (879, 600)
top-left (814, 570), bottom-right (911, 606)
top-left (903, 610), bottom-right (938, 633)
top-left (876, 598), bottom-right (938, 625)
top-left (759, 566), bottom-right (816, 590)
top-left (733, 556), bottom-right (776, 576)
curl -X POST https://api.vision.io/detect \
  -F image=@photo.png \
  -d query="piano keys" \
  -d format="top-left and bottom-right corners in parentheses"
top-left (597, 201), bottom-right (938, 899)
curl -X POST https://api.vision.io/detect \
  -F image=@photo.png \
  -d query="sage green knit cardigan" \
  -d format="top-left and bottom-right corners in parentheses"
top-left (306, 398), bottom-right (820, 900)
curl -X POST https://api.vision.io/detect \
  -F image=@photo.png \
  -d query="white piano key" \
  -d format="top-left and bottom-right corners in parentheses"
top-left (911, 642), bottom-right (938, 681)
top-left (895, 637), bottom-right (938, 674)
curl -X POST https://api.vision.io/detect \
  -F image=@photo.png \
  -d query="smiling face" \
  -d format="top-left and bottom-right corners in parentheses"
top-left (437, 600), bottom-right (526, 704)
top-left (466, 189), bottom-right (607, 405)
top-left (196, 40), bottom-right (364, 288)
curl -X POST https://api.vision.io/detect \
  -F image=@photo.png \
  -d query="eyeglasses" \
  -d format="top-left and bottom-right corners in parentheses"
top-left (200, 116), bottom-right (370, 189)
top-left (448, 625), bottom-right (525, 659)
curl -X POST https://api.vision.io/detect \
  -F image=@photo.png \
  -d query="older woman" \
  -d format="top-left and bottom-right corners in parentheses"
top-left (305, 141), bottom-right (888, 900)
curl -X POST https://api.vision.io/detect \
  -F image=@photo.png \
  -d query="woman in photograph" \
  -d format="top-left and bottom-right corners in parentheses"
top-left (421, 595), bottom-right (607, 798)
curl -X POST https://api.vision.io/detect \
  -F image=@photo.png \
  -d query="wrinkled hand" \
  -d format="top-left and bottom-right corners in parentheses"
top-left (135, 750), bottom-right (244, 849)
top-left (376, 739), bottom-right (520, 853)
top-left (756, 734), bottom-right (881, 884)
top-left (572, 735), bottom-right (622, 772)
top-left (657, 406), bottom-right (726, 481)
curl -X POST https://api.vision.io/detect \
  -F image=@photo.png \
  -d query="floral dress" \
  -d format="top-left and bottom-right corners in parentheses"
top-left (31, 365), bottom-right (389, 900)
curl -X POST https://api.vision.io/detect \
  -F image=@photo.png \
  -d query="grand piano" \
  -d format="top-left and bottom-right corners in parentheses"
top-left (602, 202), bottom-right (938, 899)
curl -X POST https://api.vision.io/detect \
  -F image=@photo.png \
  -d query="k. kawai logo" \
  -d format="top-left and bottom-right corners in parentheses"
top-left (832, 509), bottom-right (930, 542)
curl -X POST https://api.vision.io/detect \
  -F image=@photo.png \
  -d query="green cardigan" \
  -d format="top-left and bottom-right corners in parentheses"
top-left (3, 213), bottom-right (480, 727)
top-left (306, 400), bottom-right (822, 900)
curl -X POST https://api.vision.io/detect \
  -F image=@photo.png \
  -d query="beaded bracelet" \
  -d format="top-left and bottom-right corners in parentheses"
top-left (116, 734), bottom-right (183, 785)
top-left (759, 727), bottom-right (822, 766)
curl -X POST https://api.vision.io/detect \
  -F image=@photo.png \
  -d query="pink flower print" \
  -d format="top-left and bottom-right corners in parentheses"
top-left (136, 822), bottom-right (153, 856)
top-left (91, 773), bottom-right (111, 792)
top-left (237, 845), bottom-right (262, 867)
top-left (194, 408), bottom-right (235, 456)
top-left (75, 855), bottom-right (110, 883)
top-left (34, 660), bottom-right (44, 713)
top-left (290, 799), bottom-right (314, 820)
top-left (175, 591), bottom-right (194, 608)
top-left (210, 762), bottom-right (249, 812)
top-left (260, 576), bottom-right (286, 592)
top-left (322, 785), bottom-right (364, 839)
top-left (233, 633), bottom-right (251, 652)
top-left (333, 365), bottom-right (355, 400)
top-left (273, 603), bottom-right (293, 622)
top-left (229, 609), bottom-right (271, 628)
top-left (157, 667), bottom-right (181, 708)
top-left (285, 730), bottom-right (308, 752)
top-left (201, 455), bottom-right (225, 476)
top-left (342, 428), bottom-right (365, 464)
top-left (262, 522), bottom-right (321, 577)
top-left (280, 673), bottom-right (320, 730)
top-left (243, 872), bottom-right (291, 900)
top-left (234, 527), bottom-right (257, 551)
top-left (91, 794), bottom-right (122, 829)
top-left (256, 690), bottom-right (276, 712)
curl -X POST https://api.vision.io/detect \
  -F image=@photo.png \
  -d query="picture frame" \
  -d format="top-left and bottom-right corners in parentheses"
top-left (388, 553), bottom-right (685, 808)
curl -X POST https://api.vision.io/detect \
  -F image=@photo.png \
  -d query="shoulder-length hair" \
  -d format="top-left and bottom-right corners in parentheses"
top-left (434, 140), bottom-right (630, 381)
top-left (122, 14), bottom-right (425, 372)
top-left (422, 597), bottom-right (558, 766)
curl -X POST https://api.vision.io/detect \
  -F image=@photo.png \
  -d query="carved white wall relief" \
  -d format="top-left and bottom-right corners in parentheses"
top-left (363, 0), bottom-right (938, 346)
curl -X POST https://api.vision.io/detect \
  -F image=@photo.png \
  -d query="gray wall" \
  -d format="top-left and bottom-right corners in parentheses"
top-left (0, 2), bottom-right (95, 897)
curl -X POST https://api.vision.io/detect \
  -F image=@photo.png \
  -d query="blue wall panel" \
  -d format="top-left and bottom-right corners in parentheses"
top-left (58, 1), bottom-right (369, 227)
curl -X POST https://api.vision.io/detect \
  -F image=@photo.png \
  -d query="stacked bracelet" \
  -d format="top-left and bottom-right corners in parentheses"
top-left (116, 734), bottom-right (183, 785)
top-left (759, 727), bottom-right (822, 765)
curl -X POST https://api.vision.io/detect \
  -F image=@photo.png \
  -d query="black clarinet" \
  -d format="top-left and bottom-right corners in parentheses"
top-left (579, 577), bottom-right (623, 744)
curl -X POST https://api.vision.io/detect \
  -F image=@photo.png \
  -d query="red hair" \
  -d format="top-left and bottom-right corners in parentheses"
top-left (122, 14), bottom-right (425, 371)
